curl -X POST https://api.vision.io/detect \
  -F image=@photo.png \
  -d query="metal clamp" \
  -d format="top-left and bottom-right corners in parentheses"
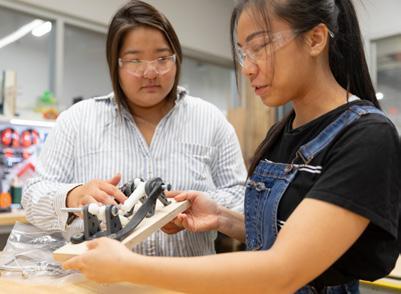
top-left (62, 177), bottom-right (171, 244)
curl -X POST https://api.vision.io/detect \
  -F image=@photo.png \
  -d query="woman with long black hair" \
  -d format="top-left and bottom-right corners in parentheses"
top-left (63, 1), bottom-right (401, 293)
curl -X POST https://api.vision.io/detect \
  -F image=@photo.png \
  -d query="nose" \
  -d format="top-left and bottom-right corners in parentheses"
top-left (143, 63), bottom-right (158, 79)
top-left (241, 58), bottom-right (258, 79)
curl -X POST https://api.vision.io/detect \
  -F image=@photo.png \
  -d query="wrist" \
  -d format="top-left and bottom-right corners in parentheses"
top-left (124, 253), bottom-right (146, 284)
top-left (216, 205), bottom-right (226, 232)
top-left (216, 206), bottom-right (245, 242)
top-left (66, 185), bottom-right (83, 208)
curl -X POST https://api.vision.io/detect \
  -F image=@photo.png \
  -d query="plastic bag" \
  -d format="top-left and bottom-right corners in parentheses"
top-left (0, 222), bottom-right (83, 284)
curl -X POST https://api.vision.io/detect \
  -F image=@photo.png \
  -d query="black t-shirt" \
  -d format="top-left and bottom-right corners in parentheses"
top-left (267, 100), bottom-right (401, 285)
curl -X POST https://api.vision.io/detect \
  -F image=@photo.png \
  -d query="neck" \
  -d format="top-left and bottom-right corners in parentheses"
top-left (291, 67), bottom-right (349, 129)
top-left (128, 98), bottom-right (175, 127)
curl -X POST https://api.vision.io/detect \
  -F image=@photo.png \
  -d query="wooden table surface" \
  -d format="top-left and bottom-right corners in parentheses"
top-left (0, 208), bottom-right (27, 226)
top-left (0, 209), bottom-right (180, 293)
top-left (0, 256), bottom-right (400, 293)
top-left (0, 278), bottom-right (181, 294)
top-left (0, 209), bottom-right (400, 292)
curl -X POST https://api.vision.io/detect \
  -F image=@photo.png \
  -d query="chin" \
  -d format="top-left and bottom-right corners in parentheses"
top-left (141, 92), bottom-right (165, 102)
top-left (259, 94), bottom-right (284, 108)
top-left (259, 96), bottom-right (281, 107)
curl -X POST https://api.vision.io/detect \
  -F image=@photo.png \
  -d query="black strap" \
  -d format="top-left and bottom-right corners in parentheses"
top-left (110, 178), bottom-right (163, 241)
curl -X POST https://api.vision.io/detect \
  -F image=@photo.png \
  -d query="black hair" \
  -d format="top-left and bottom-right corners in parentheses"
top-left (230, 0), bottom-right (379, 176)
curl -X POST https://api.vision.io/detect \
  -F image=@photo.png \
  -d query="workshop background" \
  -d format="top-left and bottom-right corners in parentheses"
top-left (0, 1), bottom-right (400, 292)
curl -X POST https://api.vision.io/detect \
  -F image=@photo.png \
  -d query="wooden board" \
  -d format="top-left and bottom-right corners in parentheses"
top-left (53, 200), bottom-right (190, 262)
top-left (0, 279), bottom-right (180, 293)
top-left (0, 209), bottom-right (27, 226)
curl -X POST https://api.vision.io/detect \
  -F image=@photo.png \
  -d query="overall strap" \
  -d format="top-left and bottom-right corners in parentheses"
top-left (296, 105), bottom-right (385, 164)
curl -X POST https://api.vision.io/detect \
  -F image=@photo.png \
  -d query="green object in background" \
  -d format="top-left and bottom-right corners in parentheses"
top-left (38, 90), bottom-right (56, 105)
top-left (9, 177), bottom-right (22, 204)
top-left (10, 186), bottom-right (22, 204)
top-left (35, 90), bottom-right (57, 113)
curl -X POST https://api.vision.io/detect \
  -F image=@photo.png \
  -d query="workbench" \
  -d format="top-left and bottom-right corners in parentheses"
top-left (0, 208), bottom-right (27, 226)
top-left (0, 209), bottom-right (400, 292)
top-left (0, 278), bottom-right (180, 294)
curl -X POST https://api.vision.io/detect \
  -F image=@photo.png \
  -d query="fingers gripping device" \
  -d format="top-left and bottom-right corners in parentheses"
top-left (62, 177), bottom-right (171, 244)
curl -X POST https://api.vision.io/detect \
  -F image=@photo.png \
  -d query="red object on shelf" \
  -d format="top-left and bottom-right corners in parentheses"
top-left (20, 129), bottom-right (40, 147)
top-left (1, 128), bottom-right (20, 148)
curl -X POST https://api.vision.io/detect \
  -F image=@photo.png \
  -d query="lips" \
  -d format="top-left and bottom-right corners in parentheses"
top-left (253, 84), bottom-right (271, 96)
top-left (141, 85), bottom-right (161, 89)
top-left (253, 84), bottom-right (269, 90)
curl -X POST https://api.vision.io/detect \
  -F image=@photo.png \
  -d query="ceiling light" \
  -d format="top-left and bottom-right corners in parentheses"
top-left (376, 92), bottom-right (384, 100)
top-left (0, 19), bottom-right (44, 49)
top-left (32, 21), bottom-right (52, 37)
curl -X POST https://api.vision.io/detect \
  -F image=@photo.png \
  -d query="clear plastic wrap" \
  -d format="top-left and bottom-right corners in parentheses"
top-left (0, 222), bottom-right (83, 284)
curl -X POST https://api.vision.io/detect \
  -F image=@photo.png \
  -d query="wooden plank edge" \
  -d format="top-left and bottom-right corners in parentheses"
top-left (122, 200), bottom-right (190, 248)
top-left (53, 200), bottom-right (190, 263)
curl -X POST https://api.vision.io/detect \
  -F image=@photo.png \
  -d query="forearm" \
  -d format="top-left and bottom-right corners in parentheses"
top-left (22, 177), bottom-right (81, 231)
top-left (126, 251), bottom-right (293, 294)
top-left (217, 206), bottom-right (245, 242)
top-left (23, 109), bottom-right (79, 230)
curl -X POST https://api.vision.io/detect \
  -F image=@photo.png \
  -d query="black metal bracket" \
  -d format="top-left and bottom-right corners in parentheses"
top-left (70, 177), bottom-right (171, 244)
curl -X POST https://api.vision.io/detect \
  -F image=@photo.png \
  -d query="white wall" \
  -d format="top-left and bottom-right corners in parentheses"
top-left (8, 0), bottom-right (401, 65)
top-left (354, 0), bottom-right (401, 71)
top-left (181, 57), bottom-right (235, 112)
top-left (12, 0), bottom-right (235, 62)
top-left (63, 25), bottom-right (111, 106)
top-left (0, 7), bottom-right (50, 110)
top-left (355, 0), bottom-right (401, 41)
top-left (354, 0), bottom-right (401, 132)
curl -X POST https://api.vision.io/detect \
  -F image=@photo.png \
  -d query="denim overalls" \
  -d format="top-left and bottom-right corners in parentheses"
top-left (245, 104), bottom-right (385, 294)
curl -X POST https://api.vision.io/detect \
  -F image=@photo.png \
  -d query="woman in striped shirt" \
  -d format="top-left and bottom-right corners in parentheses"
top-left (22, 0), bottom-right (246, 257)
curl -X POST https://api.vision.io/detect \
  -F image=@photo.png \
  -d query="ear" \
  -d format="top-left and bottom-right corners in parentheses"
top-left (304, 23), bottom-right (330, 57)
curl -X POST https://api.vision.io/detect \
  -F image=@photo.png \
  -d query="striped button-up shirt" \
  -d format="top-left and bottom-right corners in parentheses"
top-left (22, 89), bottom-right (246, 256)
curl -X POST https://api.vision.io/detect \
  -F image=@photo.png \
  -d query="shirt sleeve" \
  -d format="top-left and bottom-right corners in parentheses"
top-left (22, 108), bottom-right (83, 232)
top-left (307, 117), bottom-right (401, 238)
top-left (206, 116), bottom-right (247, 213)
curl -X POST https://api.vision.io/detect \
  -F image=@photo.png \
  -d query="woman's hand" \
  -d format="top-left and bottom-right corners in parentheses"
top-left (63, 237), bottom-right (134, 283)
top-left (165, 191), bottom-right (221, 233)
top-left (160, 221), bottom-right (185, 234)
top-left (66, 174), bottom-right (127, 211)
